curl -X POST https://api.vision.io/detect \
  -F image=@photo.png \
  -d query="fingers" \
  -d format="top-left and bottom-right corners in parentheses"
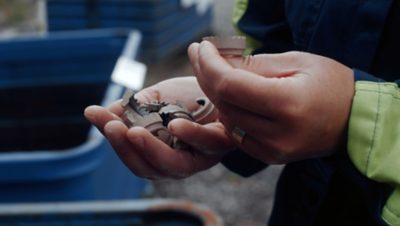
top-left (229, 52), bottom-right (304, 78)
top-left (215, 104), bottom-right (288, 164)
top-left (217, 114), bottom-right (291, 164)
top-left (104, 121), bottom-right (164, 179)
top-left (107, 99), bottom-right (124, 116)
top-left (84, 105), bottom-right (121, 134)
top-left (216, 102), bottom-right (282, 139)
top-left (189, 41), bottom-right (298, 117)
top-left (189, 41), bottom-right (302, 78)
top-left (168, 119), bottom-right (235, 155)
top-left (126, 126), bottom-right (220, 178)
top-left (188, 42), bottom-right (201, 77)
top-left (96, 116), bottom-right (222, 179)
top-left (85, 103), bottom-right (206, 179)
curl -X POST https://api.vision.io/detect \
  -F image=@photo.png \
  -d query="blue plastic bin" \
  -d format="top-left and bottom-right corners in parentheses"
top-left (0, 29), bottom-right (147, 202)
top-left (46, 0), bottom-right (213, 60)
top-left (0, 199), bottom-right (224, 226)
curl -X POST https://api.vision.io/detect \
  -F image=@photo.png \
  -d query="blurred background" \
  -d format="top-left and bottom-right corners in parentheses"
top-left (0, 1), bottom-right (282, 226)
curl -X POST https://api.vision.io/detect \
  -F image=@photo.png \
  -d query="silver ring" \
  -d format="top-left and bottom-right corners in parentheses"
top-left (232, 127), bottom-right (246, 144)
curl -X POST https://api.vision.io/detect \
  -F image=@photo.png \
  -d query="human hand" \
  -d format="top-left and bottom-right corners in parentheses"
top-left (188, 41), bottom-right (355, 164)
top-left (84, 77), bottom-right (235, 179)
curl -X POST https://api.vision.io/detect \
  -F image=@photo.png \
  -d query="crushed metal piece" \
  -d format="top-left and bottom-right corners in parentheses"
top-left (159, 104), bottom-right (193, 127)
top-left (121, 89), bottom-right (217, 148)
top-left (191, 97), bottom-right (218, 125)
top-left (144, 101), bottom-right (169, 113)
top-left (202, 36), bottom-right (246, 56)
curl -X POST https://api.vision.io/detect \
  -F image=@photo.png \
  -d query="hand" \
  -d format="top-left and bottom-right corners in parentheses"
top-left (188, 41), bottom-right (355, 164)
top-left (84, 77), bottom-right (235, 179)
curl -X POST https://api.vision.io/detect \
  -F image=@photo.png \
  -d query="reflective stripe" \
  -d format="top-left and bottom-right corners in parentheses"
top-left (348, 81), bottom-right (400, 225)
top-left (233, 0), bottom-right (248, 24)
top-left (383, 189), bottom-right (400, 226)
top-left (232, 0), bottom-right (261, 54)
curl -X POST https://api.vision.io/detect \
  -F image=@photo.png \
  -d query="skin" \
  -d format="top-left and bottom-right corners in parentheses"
top-left (188, 41), bottom-right (355, 164)
top-left (85, 40), bottom-right (355, 179)
top-left (84, 77), bottom-right (235, 179)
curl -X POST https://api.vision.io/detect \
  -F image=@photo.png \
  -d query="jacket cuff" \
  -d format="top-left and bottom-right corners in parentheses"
top-left (353, 68), bottom-right (384, 82)
top-left (221, 150), bottom-right (267, 177)
top-left (347, 78), bottom-right (400, 225)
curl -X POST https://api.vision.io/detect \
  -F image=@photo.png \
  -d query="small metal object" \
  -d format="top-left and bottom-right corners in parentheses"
top-left (202, 36), bottom-right (246, 56)
top-left (119, 36), bottom-right (246, 148)
top-left (121, 89), bottom-right (217, 148)
top-left (159, 105), bottom-right (193, 128)
top-left (121, 90), bottom-right (173, 146)
top-left (191, 97), bottom-right (218, 124)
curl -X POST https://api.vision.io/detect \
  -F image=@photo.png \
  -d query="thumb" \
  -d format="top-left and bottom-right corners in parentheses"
top-left (195, 41), bottom-right (298, 116)
top-left (228, 51), bottom-right (304, 78)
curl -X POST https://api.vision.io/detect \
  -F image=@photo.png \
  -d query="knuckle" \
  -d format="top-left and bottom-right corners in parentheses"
top-left (286, 50), bottom-right (303, 57)
top-left (283, 51), bottom-right (311, 66)
top-left (215, 76), bottom-right (230, 96)
top-left (214, 69), bottom-right (238, 99)
top-left (280, 100), bottom-right (308, 122)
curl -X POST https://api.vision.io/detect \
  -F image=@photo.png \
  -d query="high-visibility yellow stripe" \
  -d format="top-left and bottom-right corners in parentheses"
top-left (232, 0), bottom-right (261, 55)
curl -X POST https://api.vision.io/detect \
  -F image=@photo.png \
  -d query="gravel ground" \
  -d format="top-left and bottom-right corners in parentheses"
top-left (151, 165), bottom-right (283, 226)
top-left (146, 2), bottom-right (284, 226)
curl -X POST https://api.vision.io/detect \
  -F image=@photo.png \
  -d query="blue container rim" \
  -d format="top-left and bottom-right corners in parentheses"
top-left (0, 199), bottom-right (224, 226)
top-left (0, 84), bottom-right (124, 182)
top-left (0, 28), bottom-right (135, 43)
top-left (0, 29), bottom-right (141, 182)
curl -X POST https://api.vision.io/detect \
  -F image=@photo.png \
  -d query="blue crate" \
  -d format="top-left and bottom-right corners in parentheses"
top-left (0, 199), bottom-right (223, 226)
top-left (0, 29), bottom-right (131, 121)
top-left (47, 0), bottom-right (179, 20)
top-left (0, 29), bottom-right (128, 79)
top-left (0, 85), bottom-right (148, 202)
top-left (142, 9), bottom-right (212, 60)
top-left (0, 116), bottom-right (90, 151)
top-left (48, 4), bottom-right (199, 33)
top-left (0, 29), bottom-right (148, 202)
top-left (46, 0), bottom-right (213, 60)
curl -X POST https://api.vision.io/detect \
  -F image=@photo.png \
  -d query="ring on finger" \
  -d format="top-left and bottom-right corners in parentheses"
top-left (232, 126), bottom-right (246, 144)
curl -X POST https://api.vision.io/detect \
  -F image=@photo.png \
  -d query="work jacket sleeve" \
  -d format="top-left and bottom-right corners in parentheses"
top-left (220, 150), bottom-right (268, 177)
top-left (348, 69), bottom-right (400, 226)
top-left (232, 0), bottom-right (293, 55)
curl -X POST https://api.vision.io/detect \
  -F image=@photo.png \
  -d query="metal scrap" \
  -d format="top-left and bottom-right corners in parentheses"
top-left (121, 89), bottom-right (217, 148)
top-left (202, 36), bottom-right (246, 56)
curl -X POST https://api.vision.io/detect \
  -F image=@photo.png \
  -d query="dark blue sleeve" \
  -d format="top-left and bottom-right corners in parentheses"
top-left (221, 150), bottom-right (268, 177)
top-left (354, 69), bottom-right (400, 86)
top-left (354, 69), bottom-right (385, 82)
top-left (237, 0), bottom-right (294, 54)
top-left (354, 69), bottom-right (381, 82)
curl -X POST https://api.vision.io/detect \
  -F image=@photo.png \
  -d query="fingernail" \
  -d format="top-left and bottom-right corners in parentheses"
top-left (167, 123), bottom-right (175, 134)
top-left (84, 105), bottom-right (103, 120)
top-left (83, 106), bottom-right (95, 118)
top-left (167, 119), bottom-right (189, 136)
top-left (104, 121), bottom-right (117, 135)
top-left (83, 106), bottom-right (93, 115)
